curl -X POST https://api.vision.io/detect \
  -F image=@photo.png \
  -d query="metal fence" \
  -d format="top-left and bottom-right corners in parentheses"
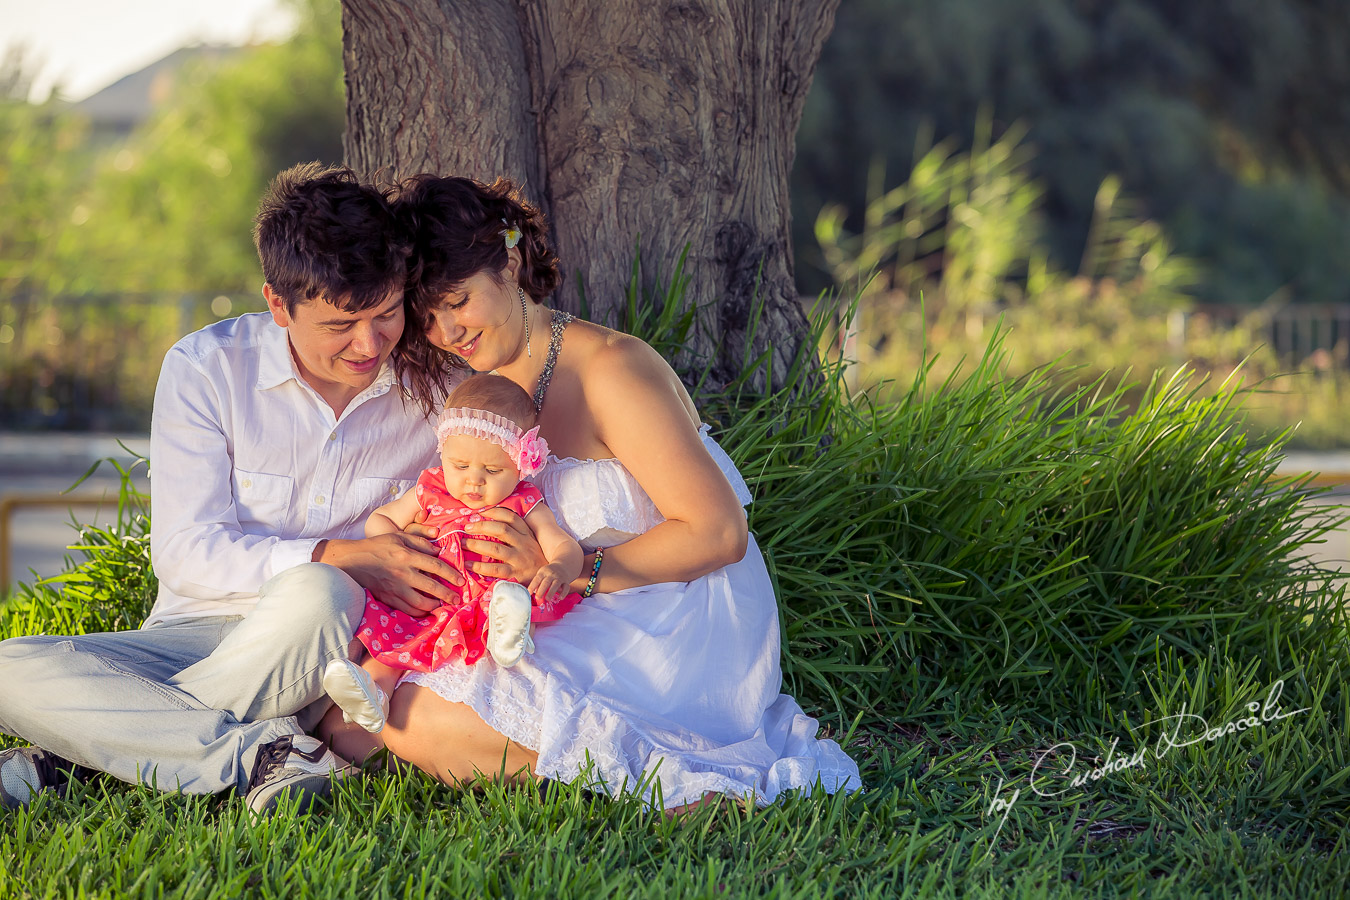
top-left (1181, 303), bottom-right (1350, 363)
top-left (0, 293), bottom-right (259, 431)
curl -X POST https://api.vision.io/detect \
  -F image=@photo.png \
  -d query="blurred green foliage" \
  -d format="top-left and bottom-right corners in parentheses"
top-left (5, 0), bottom-right (1350, 306)
top-left (0, 0), bottom-right (342, 299)
top-left (0, 48), bottom-right (93, 300)
top-left (66, 0), bottom-right (342, 295)
top-left (815, 121), bottom-right (1200, 320)
top-left (0, 0), bottom-right (340, 429)
top-left (795, 0), bottom-right (1350, 306)
top-left (816, 128), bottom-right (1350, 449)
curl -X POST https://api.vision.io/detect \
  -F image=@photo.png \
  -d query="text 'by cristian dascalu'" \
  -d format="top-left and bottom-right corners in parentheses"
top-left (983, 679), bottom-right (1308, 845)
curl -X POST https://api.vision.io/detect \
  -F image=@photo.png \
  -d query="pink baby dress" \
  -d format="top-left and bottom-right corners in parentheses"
top-left (356, 467), bottom-right (582, 671)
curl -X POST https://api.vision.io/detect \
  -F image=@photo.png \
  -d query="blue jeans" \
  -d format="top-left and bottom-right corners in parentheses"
top-left (0, 563), bottom-right (365, 794)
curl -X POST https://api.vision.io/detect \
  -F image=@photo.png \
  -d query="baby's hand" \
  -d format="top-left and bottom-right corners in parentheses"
top-left (402, 508), bottom-right (439, 542)
top-left (528, 564), bottom-right (571, 606)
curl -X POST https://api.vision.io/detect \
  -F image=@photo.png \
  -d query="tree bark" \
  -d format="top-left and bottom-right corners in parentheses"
top-left (342, 0), bottom-right (839, 391)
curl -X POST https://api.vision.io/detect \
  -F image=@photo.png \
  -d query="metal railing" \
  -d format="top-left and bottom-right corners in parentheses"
top-left (1182, 303), bottom-right (1350, 364)
top-left (0, 493), bottom-right (114, 590)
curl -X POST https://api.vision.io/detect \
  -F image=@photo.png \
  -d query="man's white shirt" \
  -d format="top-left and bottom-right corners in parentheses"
top-left (145, 312), bottom-right (441, 625)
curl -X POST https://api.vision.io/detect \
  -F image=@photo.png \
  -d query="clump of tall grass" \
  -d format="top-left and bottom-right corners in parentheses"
top-left (764, 337), bottom-right (1342, 727)
top-left (0, 456), bottom-right (155, 636)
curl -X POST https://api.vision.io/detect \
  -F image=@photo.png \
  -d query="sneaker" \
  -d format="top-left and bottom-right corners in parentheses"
top-left (244, 734), bottom-right (353, 815)
top-left (0, 746), bottom-right (90, 809)
top-left (486, 581), bottom-right (535, 667)
top-left (322, 658), bottom-right (389, 733)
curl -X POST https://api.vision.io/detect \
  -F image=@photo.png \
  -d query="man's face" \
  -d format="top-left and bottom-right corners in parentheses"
top-left (265, 286), bottom-right (405, 406)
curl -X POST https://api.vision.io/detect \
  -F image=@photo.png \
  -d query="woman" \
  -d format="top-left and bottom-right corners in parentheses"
top-left (321, 174), bottom-right (860, 809)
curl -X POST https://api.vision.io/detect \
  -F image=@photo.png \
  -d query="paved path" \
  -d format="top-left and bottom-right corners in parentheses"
top-left (1, 434), bottom-right (1346, 594)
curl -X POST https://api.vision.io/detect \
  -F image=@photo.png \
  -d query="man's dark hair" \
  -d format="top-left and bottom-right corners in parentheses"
top-left (253, 162), bottom-right (411, 315)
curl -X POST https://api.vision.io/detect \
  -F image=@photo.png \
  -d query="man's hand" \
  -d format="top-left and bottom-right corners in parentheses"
top-left (314, 533), bottom-right (461, 617)
top-left (462, 506), bottom-right (548, 585)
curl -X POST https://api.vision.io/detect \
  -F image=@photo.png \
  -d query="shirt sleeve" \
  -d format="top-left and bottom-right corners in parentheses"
top-left (148, 346), bottom-right (319, 603)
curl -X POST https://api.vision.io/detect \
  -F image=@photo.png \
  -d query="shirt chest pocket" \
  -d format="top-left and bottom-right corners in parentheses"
top-left (233, 469), bottom-right (295, 529)
top-left (352, 476), bottom-right (416, 516)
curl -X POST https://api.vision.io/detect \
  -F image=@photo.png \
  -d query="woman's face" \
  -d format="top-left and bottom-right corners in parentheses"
top-left (424, 259), bottom-right (525, 371)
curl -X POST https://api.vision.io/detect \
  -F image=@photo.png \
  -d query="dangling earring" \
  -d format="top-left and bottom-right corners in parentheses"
top-left (519, 286), bottom-right (531, 358)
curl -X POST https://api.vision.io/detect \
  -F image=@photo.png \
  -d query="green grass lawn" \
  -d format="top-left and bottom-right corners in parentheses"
top-left (3, 694), bottom-right (1346, 898)
top-left (3, 315), bottom-right (1348, 898)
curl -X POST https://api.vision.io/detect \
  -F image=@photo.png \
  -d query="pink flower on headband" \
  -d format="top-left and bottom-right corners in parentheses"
top-left (517, 426), bottom-right (546, 474)
top-left (435, 407), bottom-right (550, 476)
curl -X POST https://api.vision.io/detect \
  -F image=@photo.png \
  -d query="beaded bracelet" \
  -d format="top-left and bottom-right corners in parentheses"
top-left (581, 547), bottom-right (605, 598)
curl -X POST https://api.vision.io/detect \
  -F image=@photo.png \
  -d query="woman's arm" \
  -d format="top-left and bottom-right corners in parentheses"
top-left (463, 332), bottom-right (748, 593)
top-left (570, 336), bottom-right (748, 593)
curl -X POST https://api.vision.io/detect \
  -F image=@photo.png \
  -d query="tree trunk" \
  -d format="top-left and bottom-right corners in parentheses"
top-left (342, 0), bottom-right (839, 391)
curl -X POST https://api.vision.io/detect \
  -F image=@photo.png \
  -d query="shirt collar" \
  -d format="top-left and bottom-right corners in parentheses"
top-left (364, 361), bottom-right (398, 398)
top-left (256, 323), bottom-right (297, 391)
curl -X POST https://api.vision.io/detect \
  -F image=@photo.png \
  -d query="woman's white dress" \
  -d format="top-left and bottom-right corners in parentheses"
top-left (405, 427), bottom-right (862, 808)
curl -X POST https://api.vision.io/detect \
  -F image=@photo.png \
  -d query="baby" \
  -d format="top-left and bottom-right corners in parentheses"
top-left (322, 373), bottom-right (583, 732)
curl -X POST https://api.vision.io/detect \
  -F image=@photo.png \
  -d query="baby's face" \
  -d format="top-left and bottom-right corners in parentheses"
top-left (438, 434), bottom-right (521, 509)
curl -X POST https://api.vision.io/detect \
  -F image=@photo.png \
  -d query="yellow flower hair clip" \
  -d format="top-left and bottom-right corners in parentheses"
top-left (501, 218), bottom-right (522, 250)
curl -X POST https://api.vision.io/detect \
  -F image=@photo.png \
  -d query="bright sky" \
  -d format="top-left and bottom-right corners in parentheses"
top-left (2, 0), bottom-right (297, 102)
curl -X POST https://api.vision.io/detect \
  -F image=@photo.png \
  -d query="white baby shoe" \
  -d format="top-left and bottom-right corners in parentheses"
top-left (486, 581), bottom-right (535, 668)
top-left (322, 658), bottom-right (389, 733)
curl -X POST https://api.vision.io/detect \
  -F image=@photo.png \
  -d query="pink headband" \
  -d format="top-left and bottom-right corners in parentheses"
top-left (435, 407), bottom-right (549, 476)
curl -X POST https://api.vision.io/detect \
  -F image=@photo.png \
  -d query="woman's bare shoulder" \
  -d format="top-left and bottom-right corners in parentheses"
top-left (567, 320), bottom-right (673, 382)
top-left (567, 318), bottom-right (652, 353)
top-left (565, 318), bottom-right (699, 425)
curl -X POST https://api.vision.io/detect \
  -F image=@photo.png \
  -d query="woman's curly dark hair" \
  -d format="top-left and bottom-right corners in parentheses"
top-left (391, 175), bottom-right (561, 415)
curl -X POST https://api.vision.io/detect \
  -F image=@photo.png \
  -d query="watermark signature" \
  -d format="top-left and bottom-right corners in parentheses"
top-left (984, 679), bottom-right (1308, 848)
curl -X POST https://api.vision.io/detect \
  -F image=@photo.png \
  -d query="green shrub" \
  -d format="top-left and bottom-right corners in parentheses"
top-left (817, 126), bottom-right (1350, 450)
top-left (704, 318), bottom-right (1347, 730)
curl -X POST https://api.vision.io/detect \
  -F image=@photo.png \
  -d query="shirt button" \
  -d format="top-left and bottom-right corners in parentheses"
top-left (315, 495), bottom-right (326, 505)
top-left (389, 486), bottom-right (398, 495)
top-left (328, 433), bottom-right (337, 442)
top-left (241, 479), bottom-right (252, 489)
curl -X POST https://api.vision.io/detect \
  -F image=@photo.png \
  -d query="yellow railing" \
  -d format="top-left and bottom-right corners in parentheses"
top-left (0, 494), bottom-right (116, 591)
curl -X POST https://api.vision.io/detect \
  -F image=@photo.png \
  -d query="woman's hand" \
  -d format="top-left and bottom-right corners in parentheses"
top-left (462, 506), bottom-right (548, 585)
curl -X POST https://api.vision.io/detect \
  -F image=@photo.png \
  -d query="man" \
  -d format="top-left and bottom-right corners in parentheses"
top-left (0, 163), bottom-right (459, 813)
